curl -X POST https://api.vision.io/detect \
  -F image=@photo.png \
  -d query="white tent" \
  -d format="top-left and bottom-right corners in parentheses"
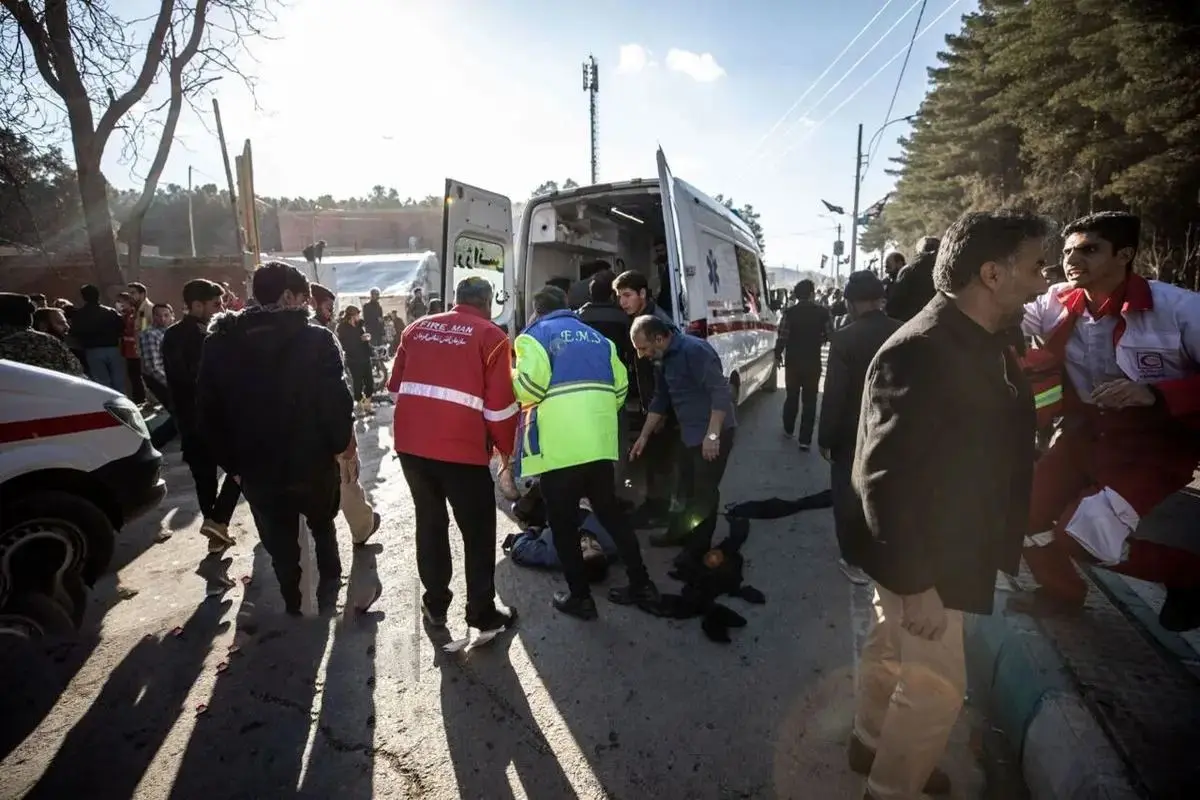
top-left (278, 251), bottom-right (441, 305)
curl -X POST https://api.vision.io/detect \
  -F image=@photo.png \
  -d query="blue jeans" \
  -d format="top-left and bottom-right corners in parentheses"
top-left (85, 347), bottom-right (125, 393)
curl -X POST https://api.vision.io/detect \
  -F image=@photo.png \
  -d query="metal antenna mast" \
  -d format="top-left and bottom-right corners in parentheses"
top-left (582, 54), bottom-right (599, 184)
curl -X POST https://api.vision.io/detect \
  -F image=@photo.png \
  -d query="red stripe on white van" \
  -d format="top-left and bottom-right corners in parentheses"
top-left (707, 320), bottom-right (778, 335)
top-left (0, 410), bottom-right (121, 444)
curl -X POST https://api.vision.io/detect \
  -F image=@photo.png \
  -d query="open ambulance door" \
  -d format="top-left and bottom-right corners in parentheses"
top-left (655, 148), bottom-right (694, 328)
top-left (441, 179), bottom-right (515, 330)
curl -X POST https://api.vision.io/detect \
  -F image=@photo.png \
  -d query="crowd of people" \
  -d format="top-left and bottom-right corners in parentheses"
top-left (770, 209), bottom-right (1199, 799)
top-left (2, 207), bottom-right (1197, 799)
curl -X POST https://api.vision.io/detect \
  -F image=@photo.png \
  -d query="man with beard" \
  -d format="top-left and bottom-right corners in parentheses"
top-left (363, 287), bottom-right (386, 344)
top-left (311, 282), bottom-right (382, 547)
top-left (163, 279), bottom-right (243, 552)
top-left (1015, 211), bottom-right (1200, 631)
top-left (849, 210), bottom-right (1049, 799)
top-left (629, 313), bottom-right (737, 568)
top-left (0, 292), bottom-right (84, 376)
top-left (198, 263), bottom-right (355, 616)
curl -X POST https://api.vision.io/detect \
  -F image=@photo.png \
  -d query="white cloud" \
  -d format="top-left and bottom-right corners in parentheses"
top-left (617, 44), bottom-right (651, 74)
top-left (665, 49), bottom-right (725, 82)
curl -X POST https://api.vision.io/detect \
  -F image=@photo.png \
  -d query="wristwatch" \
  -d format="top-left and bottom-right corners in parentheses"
top-left (705, 433), bottom-right (719, 442)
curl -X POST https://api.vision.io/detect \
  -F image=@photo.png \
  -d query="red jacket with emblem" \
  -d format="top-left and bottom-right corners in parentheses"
top-left (387, 304), bottom-right (518, 465)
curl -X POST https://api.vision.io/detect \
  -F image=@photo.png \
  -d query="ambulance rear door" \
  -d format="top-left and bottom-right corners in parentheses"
top-left (441, 179), bottom-right (515, 329)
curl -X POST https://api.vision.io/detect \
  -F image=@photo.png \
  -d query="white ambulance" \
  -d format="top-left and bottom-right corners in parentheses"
top-left (0, 361), bottom-right (166, 638)
top-left (438, 147), bottom-right (781, 403)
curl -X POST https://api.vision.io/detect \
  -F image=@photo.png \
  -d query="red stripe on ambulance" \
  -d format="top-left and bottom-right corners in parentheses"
top-left (0, 411), bottom-right (122, 444)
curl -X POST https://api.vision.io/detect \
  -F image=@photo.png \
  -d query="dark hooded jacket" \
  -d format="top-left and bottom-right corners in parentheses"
top-left (196, 306), bottom-right (354, 485)
top-left (886, 250), bottom-right (938, 322)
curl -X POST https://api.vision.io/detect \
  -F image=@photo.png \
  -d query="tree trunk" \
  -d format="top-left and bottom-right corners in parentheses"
top-left (71, 128), bottom-right (125, 295)
top-left (125, 223), bottom-right (143, 282)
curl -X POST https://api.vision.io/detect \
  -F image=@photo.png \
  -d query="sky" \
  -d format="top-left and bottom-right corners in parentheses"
top-left (100, 0), bottom-right (976, 274)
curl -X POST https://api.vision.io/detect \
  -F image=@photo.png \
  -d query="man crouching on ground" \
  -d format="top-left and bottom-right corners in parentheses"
top-left (197, 261), bottom-right (356, 616)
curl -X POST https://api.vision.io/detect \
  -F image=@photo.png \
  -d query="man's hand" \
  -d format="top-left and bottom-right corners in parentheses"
top-left (701, 435), bottom-right (720, 461)
top-left (900, 588), bottom-right (948, 641)
top-left (629, 435), bottom-right (648, 460)
top-left (1091, 379), bottom-right (1155, 409)
top-left (819, 447), bottom-right (832, 462)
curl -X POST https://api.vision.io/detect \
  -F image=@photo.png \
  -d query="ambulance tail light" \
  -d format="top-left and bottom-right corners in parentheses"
top-left (685, 319), bottom-right (708, 338)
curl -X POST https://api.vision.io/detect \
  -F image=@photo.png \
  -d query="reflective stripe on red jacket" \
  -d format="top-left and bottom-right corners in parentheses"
top-left (387, 304), bottom-right (518, 465)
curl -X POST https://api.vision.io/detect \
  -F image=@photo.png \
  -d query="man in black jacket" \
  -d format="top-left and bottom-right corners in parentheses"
top-left (849, 211), bottom-right (1049, 799)
top-left (885, 236), bottom-right (941, 322)
top-left (578, 270), bottom-right (634, 368)
top-left (614, 269), bottom-right (677, 528)
top-left (817, 271), bottom-right (901, 586)
top-left (774, 279), bottom-right (830, 450)
top-left (71, 284), bottom-right (126, 392)
top-left (197, 262), bottom-right (355, 616)
top-left (162, 279), bottom-right (242, 551)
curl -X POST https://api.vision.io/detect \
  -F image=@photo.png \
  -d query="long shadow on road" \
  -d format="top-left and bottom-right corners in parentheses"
top-left (23, 597), bottom-right (231, 799)
top-left (437, 631), bottom-right (578, 799)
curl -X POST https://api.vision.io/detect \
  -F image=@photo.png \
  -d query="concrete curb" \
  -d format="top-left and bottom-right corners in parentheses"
top-left (964, 589), bottom-right (1141, 800)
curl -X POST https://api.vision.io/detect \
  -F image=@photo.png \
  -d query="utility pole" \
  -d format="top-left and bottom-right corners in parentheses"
top-left (187, 165), bottom-right (196, 257)
top-left (582, 54), bottom-right (599, 185)
top-left (850, 123), bottom-right (863, 272)
top-left (212, 98), bottom-right (242, 255)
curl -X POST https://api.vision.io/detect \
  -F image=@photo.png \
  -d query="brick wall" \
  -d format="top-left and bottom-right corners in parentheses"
top-left (278, 208), bottom-right (442, 253)
top-left (0, 254), bottom-right (252, 308)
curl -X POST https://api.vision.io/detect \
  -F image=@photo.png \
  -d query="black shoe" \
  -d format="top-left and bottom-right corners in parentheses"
top-left (608, 581), bottom-right (660, 610)
top-left (552, 592), bottom-right (598, 620)
top-left (468, 606), bottom-right (518, 633)
top-left (798, 443), bottom-right (811, 452)
top-left (1160, 585), bottom-right (1200, 632)
top-left (285, 605), bottom-right (303, 618)
top-left (317, 578), bottom-right (341, 616)
top-left (421, 601), bottom-right (447, 629)
top-left (847, 734), bottom-right (951, 795)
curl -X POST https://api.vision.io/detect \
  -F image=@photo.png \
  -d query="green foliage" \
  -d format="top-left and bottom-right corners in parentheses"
top-left (0, 129), bottom-right (82, 251)
top-left (875, 0), bottom-right (1200, 283)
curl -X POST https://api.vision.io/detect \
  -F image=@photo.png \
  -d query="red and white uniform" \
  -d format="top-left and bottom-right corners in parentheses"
top-left (1021, 274), bottom-right (1200, 600)
top-left (387, 305), bottom-right (518, 466)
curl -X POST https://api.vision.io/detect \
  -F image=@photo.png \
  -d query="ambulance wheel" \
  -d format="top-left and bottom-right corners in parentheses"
top-left (0, 593), bottom-right (76, 640)
top-left (3, 491), bottom-right (116, 587)
top-left (761, 361), bottom-right (779, 393)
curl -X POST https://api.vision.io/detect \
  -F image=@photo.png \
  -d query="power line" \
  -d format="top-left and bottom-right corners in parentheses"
top-left (771, 0), bottom-right (962, 165)
top-left (746, 0), bottom-right (900, 159)
top-left (864, 0), bottom-right (928, 181)
top-left (748, 0), bottom-right (928, 172)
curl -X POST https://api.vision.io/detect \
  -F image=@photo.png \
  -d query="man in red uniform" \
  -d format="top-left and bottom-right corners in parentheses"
top-left (387, 276), bottom-right (519, 636)
top-left (1015, 212), bottom-right (1200, 631)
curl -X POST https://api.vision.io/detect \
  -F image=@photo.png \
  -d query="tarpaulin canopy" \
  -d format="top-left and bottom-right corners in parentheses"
top-left (279, 252), bottom-right (439, 299)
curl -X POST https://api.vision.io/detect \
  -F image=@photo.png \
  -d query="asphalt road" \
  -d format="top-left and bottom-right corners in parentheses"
top-left (0, 380), bottom-right (992, 800)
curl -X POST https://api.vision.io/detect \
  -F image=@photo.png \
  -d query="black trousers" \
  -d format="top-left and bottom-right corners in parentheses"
top-left (668, 428), bottom-right (736, 558)
top-left (399, 453), bottom-right (498, 625)
top-left (348, 361), bottom-right (374, 401)
top-left (830, 454), bottom-right (872, 568)
top-left (782, 362), bottom-right (820, 444)
top-left (142, 374), bottom-right (178, 448)
top-left (182, 436), bottom-right (242, 525)
top-left (241, 465), bottom-right (342, 611)
top-left (540, 459), bottom-right (650, 599)
top-left (640, 423), bottom-right (678, 508)
top-left (125, 357), bottom-right (146, 403)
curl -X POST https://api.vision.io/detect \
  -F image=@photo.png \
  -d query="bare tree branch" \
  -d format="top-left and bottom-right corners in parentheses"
top-left (92, 0), bottom-right (175, 155)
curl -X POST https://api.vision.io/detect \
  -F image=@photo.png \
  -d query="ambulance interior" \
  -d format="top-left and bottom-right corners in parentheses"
top-left (521, 186), bottom-right (673, 320)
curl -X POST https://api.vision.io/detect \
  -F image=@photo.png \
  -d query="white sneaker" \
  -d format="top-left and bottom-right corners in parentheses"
top-left (838, 559), bottom-right (870, 586)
